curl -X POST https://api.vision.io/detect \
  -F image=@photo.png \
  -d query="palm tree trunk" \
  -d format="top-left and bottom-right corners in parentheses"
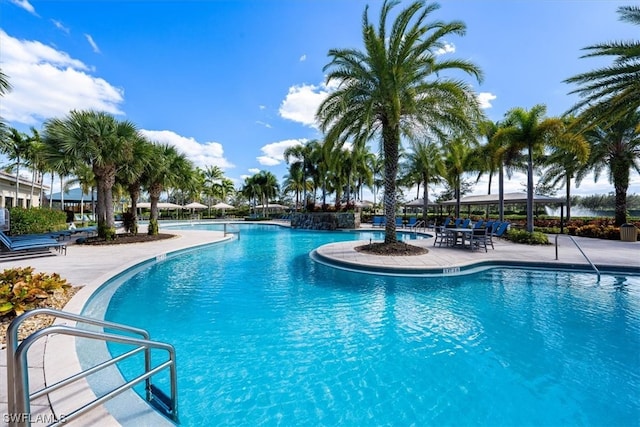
top-left (382, 125), bottom-right (399, 244)
top-left (14, 157), bottom-right (20, 208)
top-left (565, 174), bottom-right (571, 221)
top-left (498, 163), bottom-right (504, 222)
top-left (526, 147), bottom-right (534, 233)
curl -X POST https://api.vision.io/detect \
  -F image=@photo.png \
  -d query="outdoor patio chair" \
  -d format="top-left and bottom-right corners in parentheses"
top-left (461, 218), bottom-right (471, 228)
top-left (0, 231), bottom-right (67, 255)
top-left (469, 227), bottom-right (489, 252)
top-left (473, 219), bottom-right (484, 229)
top-left (396, 217), bottom-right (404, 228)
top-left (433, 226), bottom-right (453, 247)
top-left (407, 217), bottom-right (418, 228)
top-left (493, 222), bottom-right (510, 239)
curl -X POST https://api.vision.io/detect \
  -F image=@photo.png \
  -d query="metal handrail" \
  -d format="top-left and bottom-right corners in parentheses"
top-left (6, 308), bottom-right (178, 426)
top-left (555, 234), bottom-right (601, 282)
top-left (223, 223), bottom-right (240, 239)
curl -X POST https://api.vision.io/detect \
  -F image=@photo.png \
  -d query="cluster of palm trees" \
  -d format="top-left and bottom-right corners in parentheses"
top-left (305, 1), bottom-right (638, 244)
top-left (0, 108), bottom-right (238, 238)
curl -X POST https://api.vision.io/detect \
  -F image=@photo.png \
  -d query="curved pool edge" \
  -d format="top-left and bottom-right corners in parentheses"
top-left (311, 239), bottom-right (640, 277)
top-left (43, 231), bottom-right (234, 426)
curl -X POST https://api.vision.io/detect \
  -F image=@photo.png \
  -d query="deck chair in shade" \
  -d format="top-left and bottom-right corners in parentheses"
top-left (372, 216), bottom-right (383, 227)
top-left (473, 219), bottom-right (484, 229)
top-left (442, 217), bottom-right (452, 228)
top-left (493, 222), bottom-right (510, 238)
top-left (395, 217), bottom-right (404, 228)
top-left (407, 217), bottom-right (418, 228)
top-left (469, 227), bottom-right (489, 252)
top-left (460, 218), bottom-right (471, 228)
top-left (0, 231), bottom-right (67, 255)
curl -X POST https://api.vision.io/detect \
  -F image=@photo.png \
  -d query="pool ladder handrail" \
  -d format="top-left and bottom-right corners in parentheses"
top-left (555, 234), bottom-right (601, 282)
top-left (410, 220), bottom-right (425, 236)
top-left (223, 222), bottom-right (240, 239)
top-left (6, 308), bottom-right (178, 426)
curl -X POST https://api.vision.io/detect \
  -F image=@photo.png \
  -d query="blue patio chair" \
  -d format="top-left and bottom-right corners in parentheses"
top-left (395, 217), bottom-right (404, 228)
top-left (372, 216), bottom-right (383, 227)
top-left (473, 219), bottom-right (484, 229)
top-left (493, 222), bottom-right (510, 238)
top-left (442, 217), bottom-right (452, 228)
top-left (454, 218), bottom-right (463, 227)
top-left (407, 217), bottom-right (418, 228)
top-left (460, 218), bottom-right (471, 228)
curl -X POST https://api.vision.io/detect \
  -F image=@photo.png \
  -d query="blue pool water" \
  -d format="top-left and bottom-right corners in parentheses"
top-left (96, 224), bottom-right (639, 426)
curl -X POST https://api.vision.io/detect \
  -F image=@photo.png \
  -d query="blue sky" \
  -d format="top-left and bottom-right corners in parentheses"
top-left (1, 0), bottom-right (639, 200)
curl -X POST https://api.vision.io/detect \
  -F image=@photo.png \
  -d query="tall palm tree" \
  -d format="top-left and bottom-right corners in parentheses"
top-left (565, 6), bottom-right (640, 129)
top-left (576, 110), bottom-right (640, 226)
top-left (241, 175), bottom-right (261, 217)
top-left (539, 117), bottom-right (590, 220)
top-left (493, 105), bottom-right (569, 232)
top-left (143, 143), bottom-right (192, 235)
top-left (403, 139), bottom-right (444, 221)
top-left (0, 69), bottom-right (10, 139)
top-left (283, 162), bottom-right (308, 211)
top-left (43, 110), bottom-right (138, 238)
top-left (284, 141), bottom-right (317, 210)
top-left (1, 128), bottom-right (32, 207)
top-left (115, 135), bottom-right (154, 234)
top-left (443, 135), bottom-right (479, 218)
top-left (253, 170), bottom-right (279, 217)
top-left (317, 0), bottom-right (483, 244)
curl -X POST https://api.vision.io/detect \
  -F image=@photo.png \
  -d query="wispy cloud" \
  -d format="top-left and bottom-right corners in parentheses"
top-left (256, 120), bottom-right (272, 129)
top-left (435, 42), bottom-right (455, 55)
top-left (478, 92), bottom-right (497, 109)
top-left (259, 105), bottom-right (266, 110)
top-left (140, 129), bottom-right (234, 170)
top-left (299, 54), bottom-right (307, 62)
top-left (51, 20), bottom-right (70, 34)
top-left (0, 30), bottom-right (123, 125)
top-left (84, 34), bottom-right (101, 53)
top-left (9, 0), bottom-right (37, 15)
top-left (257, 139), bottom-right (306, 166)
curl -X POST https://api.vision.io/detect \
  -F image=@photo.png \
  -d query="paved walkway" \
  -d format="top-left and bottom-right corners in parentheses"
top-left (1, 224), bottom-right (638, 426)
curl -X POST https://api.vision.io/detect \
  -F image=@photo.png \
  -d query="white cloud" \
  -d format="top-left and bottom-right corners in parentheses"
top-left (257, 139), bottom-right (306, 166)
top-left (0, 30), bottom-right (124, 125)
top-left (51, 20), bottom-right (70, 34)
top-left (435, 42), bottom-right (455, 55)
top-left (10, 0), bottom-right (36, 15)
top-left (247, 169), bottom-right (261, 175)
top-left (279, 83), bottom-right (332, 128)
top-left (140, 129), bottom-right (235, 170)
top-left (259, 105), bottom-right (266, 110)
top-left (256, 120), bottom-right (272, 129)
top-left (299, 54), bottom-right (307, 62)
top-left (84, 34), bottom-right (100, 53)
top-left (478, 92), bottom-right (496, 109)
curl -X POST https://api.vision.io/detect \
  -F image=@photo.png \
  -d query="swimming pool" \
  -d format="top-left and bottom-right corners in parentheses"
top-left (86, 223), bottom-right (639, 425)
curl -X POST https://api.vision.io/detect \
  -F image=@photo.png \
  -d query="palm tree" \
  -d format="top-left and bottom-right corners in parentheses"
top-left (283, 162), bottom-right (309, 211)
top-left (253, 170), bottom-right (279, 217)
top-left (317, 0), bottom-right (483, 244)
top-left (493, 105), bottom-right (569, 232)
top-left (143, 143), bottom-right (192, 234)
top-left (1, 128), bottom-right (32, 207)
top-left (576, 110), bottom-right (640, 226)
top-left (403, 139), bottom-right (444, 221)
top-left (284, 141), bottom-right (316, 210)
top-left (115, 135), bottom-right (154, 234)
top-left (565, 6), bottom-right (640, 129)
top-left (43, 110), bottom-right (138, 238)
top-left (442, 135), bottom-right (479, 218)
top-left (539, 117), bottom-right (590, 220)
top-left (241, 175), bottom-right (261, 217)
top-left (0, 69), bottom-right (10, 139)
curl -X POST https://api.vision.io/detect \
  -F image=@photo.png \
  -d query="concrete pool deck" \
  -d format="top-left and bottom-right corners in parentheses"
top-left (1, 223), bottom-right (638, 426)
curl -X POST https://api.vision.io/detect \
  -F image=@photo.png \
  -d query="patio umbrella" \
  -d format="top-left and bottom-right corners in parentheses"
top-left (212, 202), bottom-right (235, 210)
top-left (184, 202), bottom-right (208, 209)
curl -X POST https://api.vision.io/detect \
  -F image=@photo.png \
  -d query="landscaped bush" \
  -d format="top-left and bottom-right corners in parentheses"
top-left (8, 208), bottom-right (67, 235)
top-left (0, 267), bottom-right (70, 317)
top-left (504, 229), bottom-right (550, 245)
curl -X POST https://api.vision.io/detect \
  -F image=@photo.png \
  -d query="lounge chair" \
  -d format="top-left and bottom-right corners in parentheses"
top-left (493, 222), bottom-right (510, 238)
top-left (473, 219), bottom-right (484, 229)
top-left (407, 217), bottom-right (418, 228)
top-left (372, 216), bottom-right (383, 227)
top-left (395, 217), bottom-right (404, 228)
top-left (0, 231), bottom-right (66, 255)
top-left (460, 218), bottom-right (471, 228)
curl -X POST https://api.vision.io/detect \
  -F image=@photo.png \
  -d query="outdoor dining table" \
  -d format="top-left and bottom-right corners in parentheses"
top-left (444, 227), bottom-right (473, 248)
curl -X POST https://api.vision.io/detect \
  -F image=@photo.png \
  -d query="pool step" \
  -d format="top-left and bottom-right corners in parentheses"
top-left (149, 384), bottom-right (176, 420)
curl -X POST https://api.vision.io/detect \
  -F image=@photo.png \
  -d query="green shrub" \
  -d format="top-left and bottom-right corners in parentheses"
top-left (8, 208), bottom-right (67, 235)
top-left (98, 223), bottom-right (116, 240)
top-left (504, 229), bottom-right (550, 245)
top-left (0, 267), bottom-right (70, 317)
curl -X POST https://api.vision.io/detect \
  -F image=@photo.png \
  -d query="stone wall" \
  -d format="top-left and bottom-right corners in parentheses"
top-left (291, 212), bottom-right (360, 230)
